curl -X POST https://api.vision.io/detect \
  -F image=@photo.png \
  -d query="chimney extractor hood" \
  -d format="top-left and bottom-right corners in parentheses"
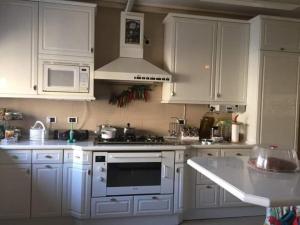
top-left (94, 12), bottom-right (172, 83)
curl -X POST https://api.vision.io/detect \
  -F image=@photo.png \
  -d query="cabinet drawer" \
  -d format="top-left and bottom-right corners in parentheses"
top-left (221, 149), bottom-right (250, 157)
top-left (0, 150), bottom-right (31, 164)
top-left (133, 195), bottom-right (173, 216)
top-left (196, 149), bottom-right (219, 184)
top-left (91, 196), bottom-right (133, 218)
top-left (196, 184), bottom-right (219, 208)
top-left (63, 150), bottom-right (73, 163)
top-left (32, 150), bottom-right (63, 164)
top-left (73, 150), bottom-right (92, 165)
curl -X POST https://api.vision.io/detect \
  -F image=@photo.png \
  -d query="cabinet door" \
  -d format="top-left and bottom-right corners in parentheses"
top-left (69, 164), bottom-right (92, 219)
top-left (261, 19), bottom-right (300, 52)
top-left (195, 184), bottom-right (219, 208)
top-left (62, 164), bottom-right (73, 216)
top-left (196, 149), bottom-right (220, 184)
top-left (260, 52), bottom-right (300, 149)
top-left (0, 1), bottom-right (38, 95)
top-left (174, 163), bottom-right (184, 213)
top-left (0, 164), bottom-right (31, 219)
top-left (167, 18), bottom-right (217, 103)
top-left (32, 164), bottom-right (63, 217)
top-left (215, 22), bottom-right (249, 103)
top-left (220, 149), bottom-right (250, 207)
top-left (39, 2), bottom-right (94, 57)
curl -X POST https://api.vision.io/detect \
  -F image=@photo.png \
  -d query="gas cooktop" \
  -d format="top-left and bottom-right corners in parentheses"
top-left (95, 135), bottom-right (166, 145)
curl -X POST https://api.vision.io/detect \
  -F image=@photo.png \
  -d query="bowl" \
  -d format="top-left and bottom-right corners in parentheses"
top-left (248, 145), bottom-right (299, 173)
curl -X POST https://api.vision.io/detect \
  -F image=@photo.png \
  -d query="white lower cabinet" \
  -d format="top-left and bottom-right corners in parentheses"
top-left (196, 184), bottom-right (219, 208)
top-left (134, 195), bottom-right (173, 216)
top-left (0, 164), bottom-right (31, 219)
top-left (174, 164), bottom-right (184, 213)
top-left (91, 196), bottom-right (133, 218)
top-left (31, 164), bottom-right (63, 217)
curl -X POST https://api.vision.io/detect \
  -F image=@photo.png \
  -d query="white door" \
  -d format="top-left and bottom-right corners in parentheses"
top-left (260, 52), bottom-right (300, 149)
top-left (39, 2), bottom-right (94, 57)
top-left (195, 184), bottom-right (219, 208)
top-left (0, 164), bottom-right (31, 219)
top-left (62, 164), bottom-right (72, 216)
top-left (0, 1), bottom-right (38, 95)
top-left (174, 164), bottom-right (184, 214)
top-left (215, 22), bottom-right (249, 103)
top-left (32, 164), bottom-right (63, 217)
top-left (261, 19), bottom-right (300, 52)
top-left (69, 164), bottom-right (92, 219)
top-left (170, 18), bottom-right (217, 103)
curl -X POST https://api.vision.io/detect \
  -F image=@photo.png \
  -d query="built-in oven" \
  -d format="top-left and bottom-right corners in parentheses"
top-left (92, 151), bottom-right (174, 197)
top-left (41, 61), bottom-right (90, 93)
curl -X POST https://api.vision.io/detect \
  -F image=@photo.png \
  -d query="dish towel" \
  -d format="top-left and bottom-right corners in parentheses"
top-left (265, 206), bottom-right (300, 225)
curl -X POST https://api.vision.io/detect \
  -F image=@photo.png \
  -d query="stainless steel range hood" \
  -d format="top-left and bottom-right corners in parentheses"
top-left (94, 11), bottom-right (172, 83)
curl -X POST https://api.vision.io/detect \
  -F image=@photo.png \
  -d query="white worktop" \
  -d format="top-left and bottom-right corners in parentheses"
top-left (0, 140), bottom-right (187, 151)
top-left (188, 156), bottom-right (300, 207)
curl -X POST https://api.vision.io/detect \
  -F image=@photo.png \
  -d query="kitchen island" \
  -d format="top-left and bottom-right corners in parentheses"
top-left (187, 156), bottom-right (300, 207)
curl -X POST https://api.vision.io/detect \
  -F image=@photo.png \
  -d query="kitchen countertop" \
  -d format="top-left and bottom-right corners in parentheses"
top-left (0, 139), bottom-right (253, 151)
top-left (188, 156), bottom-right (300, 207)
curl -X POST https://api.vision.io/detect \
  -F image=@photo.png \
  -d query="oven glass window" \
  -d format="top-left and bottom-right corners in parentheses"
top-left (107, 163), bottom-right (161, 187)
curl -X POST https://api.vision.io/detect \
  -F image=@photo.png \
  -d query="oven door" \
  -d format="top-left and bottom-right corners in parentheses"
top-left (43, 62), bottom-right (80, 92)
top-left (106, 152), bottom-right (162, 195)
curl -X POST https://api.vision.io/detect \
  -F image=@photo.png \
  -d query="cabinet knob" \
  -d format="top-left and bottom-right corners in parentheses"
top-left (88, 170), bottom-right (91, 176)
top-left (110, 198), bottom-right (117, 202)
top-left (217, 93), bottom-right (221, 98)
top-left (91, 48), bottom-right (94, 53)
top-left (45, 155), bottom-right (52, 159)
top-left (171, 91), bottom-right (176, 96)
top-left (33, 85), bottom-right (37, 91)
top-left (236, 153), bottom-right (242, 156)
top-left (26, 169), bottom-right (31, 175)
top-left (207, 153), bottom-right (213, 156)
top-left (12, 155), bottom-right (18, 159)
top-left (280, 47), bottom-right (285, 51)
top-left (176, 168), bottom-right (180, 173)
top-left (152, 196), bottom-right (158, 200)
top-left (206, 185), bottom-right (212, 189)
top-left (45, 165), bottom-right (52, 169)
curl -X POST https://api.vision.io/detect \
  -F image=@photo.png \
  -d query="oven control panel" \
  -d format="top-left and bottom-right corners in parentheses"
top-left (92, 152), bottom-right (107, 197)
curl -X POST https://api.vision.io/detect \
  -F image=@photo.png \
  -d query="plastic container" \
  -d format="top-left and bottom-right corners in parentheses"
top-left (248, 145), bottom-right (300, 173)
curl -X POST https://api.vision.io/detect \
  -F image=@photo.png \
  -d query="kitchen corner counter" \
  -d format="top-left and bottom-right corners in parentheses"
top-left (191, 143), bottom-right (254, 149)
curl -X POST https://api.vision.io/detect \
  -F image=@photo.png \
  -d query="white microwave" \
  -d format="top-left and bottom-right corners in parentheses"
top-left (42, 62), bottom-right (90, 93)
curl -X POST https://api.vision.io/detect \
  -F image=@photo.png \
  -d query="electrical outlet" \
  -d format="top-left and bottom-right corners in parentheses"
top-left (68, 117), bottom-right (78, 124)
top-left (178, 119), bottom-right (185, 125)
top-left (46, 116), bottom-right (56, 124)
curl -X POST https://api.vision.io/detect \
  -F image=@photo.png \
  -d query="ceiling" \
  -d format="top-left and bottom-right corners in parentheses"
top-left (97, 0), bottom-right (300, 18)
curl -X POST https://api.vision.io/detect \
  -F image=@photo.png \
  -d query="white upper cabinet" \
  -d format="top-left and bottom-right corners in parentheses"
top-left (39, 2), bottom-right (95, 58)
top-left (0, 1), bottom-right (38, 96)
top-left (162, 17), bottom-right (217, 104)
top-left (215, 22), bottom-right (249, 103)
top-left (260, 17), bottom-right (300, 52)
top-left (259, 52), bottom-right (300, 149)
top-left (162, 14), bottom-right (249, 104)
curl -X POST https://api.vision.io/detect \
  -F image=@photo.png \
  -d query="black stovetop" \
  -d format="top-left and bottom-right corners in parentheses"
top-left (95, 135), bottom-right (166, 145)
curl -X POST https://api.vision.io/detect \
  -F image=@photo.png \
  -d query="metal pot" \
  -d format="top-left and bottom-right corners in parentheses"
top-left (123, 123), bottom-right (135, 136)
top-left (101, 126), bottom-right (117, 140)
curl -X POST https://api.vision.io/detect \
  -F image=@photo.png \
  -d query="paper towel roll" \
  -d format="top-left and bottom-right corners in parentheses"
top-left (231, 123), bottom-right (239, 143)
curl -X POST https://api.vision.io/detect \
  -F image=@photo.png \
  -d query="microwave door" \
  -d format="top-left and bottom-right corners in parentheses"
top-left (43, 64), bottom-right (80, 92)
